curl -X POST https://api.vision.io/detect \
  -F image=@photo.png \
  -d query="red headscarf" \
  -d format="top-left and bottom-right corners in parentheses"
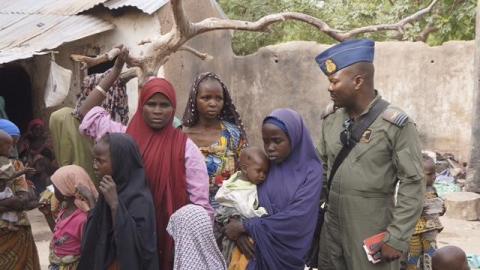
top-left (126, 78), bottom-right (188, 269)
top-left (28, 118), bottom-right (45, 133)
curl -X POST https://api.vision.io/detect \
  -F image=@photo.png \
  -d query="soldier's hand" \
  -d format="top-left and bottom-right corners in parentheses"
top-left (380, 243), bottom-right (402, 262)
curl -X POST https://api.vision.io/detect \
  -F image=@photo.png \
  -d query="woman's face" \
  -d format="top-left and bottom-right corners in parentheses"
top-left (93, 141), bottom-right (113, 179)
top-left (142, 93), bottom-right (174, 130)
top-left (262, 123), bottom-right (291, 164)
top-left (196, 80), bottom-right (224, 121)
top-left (0, 137), bottom-right (12, 157)
top-left (31, 125), bottom-right (44, 137)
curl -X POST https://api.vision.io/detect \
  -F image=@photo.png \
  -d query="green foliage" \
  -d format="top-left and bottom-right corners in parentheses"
top-left (218, 0), bottom-right (476, 55)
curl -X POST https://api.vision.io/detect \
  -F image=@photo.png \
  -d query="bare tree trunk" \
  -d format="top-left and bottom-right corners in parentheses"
top-left (466, 0), bottom-right (480, 193)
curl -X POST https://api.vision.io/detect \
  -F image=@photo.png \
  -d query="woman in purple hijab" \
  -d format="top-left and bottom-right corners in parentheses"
top-left (225, 108), bottom-right (323, 269)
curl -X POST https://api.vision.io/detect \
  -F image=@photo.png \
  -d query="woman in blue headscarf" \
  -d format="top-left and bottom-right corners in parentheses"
top-left (0, 119), bottom-right (20, 139)
top-left (224, 108), bottom-right (323, 269)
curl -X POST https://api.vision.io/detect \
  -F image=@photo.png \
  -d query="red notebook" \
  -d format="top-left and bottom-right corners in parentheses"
top-left (363, 232), bottom-right (386, 264)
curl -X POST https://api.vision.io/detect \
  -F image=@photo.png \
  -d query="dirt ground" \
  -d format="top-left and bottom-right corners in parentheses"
top-left (28, 209), bottom-right (480, 270)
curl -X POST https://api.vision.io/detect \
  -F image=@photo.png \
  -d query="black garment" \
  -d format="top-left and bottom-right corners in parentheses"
top-left (78, 133), bottom-right (158, 270)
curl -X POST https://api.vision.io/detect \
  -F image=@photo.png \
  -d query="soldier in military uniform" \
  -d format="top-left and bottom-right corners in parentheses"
top-left (315, 39), bottom-right (425, 270)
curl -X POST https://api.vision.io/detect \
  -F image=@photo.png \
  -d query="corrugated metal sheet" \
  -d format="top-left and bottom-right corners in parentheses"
top-left (103, 0), bottom-right (168, 15)
top-left (0, 0), bottom-right (167, 64)
top-left (0, 14), bottom-right (114, 64)
top-left (0, 0), bottom-right (109, 16)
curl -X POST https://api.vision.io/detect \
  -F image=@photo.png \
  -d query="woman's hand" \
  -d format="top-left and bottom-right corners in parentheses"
top-left (38, 202), bottom-right (52, 216)
top-left (113, 46), bottom-right (129, 71)
top-left (24, 199), bottom-right (40, 210)
top-left (99, 175), bottom-right (118, 211)
top-left (76, 184), bottom-right (96, 209)
top-left (22, 167), bottom-right (37, 176)
top-left (236, 235), bottom-right (255, 260)
top-left (224, 218), bottom-right (245, 241)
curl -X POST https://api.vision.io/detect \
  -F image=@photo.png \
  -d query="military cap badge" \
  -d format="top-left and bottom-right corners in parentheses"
top-left (325, 59), bottom-right (337, 74)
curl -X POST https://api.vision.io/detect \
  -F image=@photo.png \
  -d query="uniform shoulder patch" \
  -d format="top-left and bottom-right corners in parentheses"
top-left (321, 102), bottom-right (336, 119)
top-left (382, 107), bottom-right (409, 127)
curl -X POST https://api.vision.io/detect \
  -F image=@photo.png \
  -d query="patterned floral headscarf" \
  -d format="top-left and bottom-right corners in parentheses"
top-left (167, 204), bottom-right (227, 270)
top-left (182, 72), bottom-right (246, 141)
top-left (73, 68), bottom-right (129, 125)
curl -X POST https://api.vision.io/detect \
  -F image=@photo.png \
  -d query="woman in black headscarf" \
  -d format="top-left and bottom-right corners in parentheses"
top-left (78, 133), bottom-right (158, 270)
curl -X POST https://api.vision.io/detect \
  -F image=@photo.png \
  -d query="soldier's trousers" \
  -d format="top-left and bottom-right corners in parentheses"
top-left (317, 214), bottom-right (400, 270)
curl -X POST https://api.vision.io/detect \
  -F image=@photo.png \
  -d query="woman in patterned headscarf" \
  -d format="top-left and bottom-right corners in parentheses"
top-left (167, 204), bottom-right (226, 270)
top-left (182, 72), bottom-right (247, 208)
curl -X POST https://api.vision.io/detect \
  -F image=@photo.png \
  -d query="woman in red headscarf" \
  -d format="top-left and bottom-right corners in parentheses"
top-left (77, 71), bottom-right (212, 269)
top-left (18, 119), bottom-right (57, 194)
top-left (18, 119), bottom-right (54, 162)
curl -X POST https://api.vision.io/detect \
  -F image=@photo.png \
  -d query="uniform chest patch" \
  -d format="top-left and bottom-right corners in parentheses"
top-left (360, 129), bottom-right (373, 143)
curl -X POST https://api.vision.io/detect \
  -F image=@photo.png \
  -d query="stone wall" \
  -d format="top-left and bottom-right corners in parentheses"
top-left (166, 29), bottom-right (474, 159)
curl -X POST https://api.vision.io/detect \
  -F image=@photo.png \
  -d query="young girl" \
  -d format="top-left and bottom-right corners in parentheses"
top-left (39, 165), bottom-right (98, 270)
top-left (406, 155), bottom-right (445, 270)
top-left (182, 72), bottom-right (248, 208)
top-left (78, 133), bottom-right (159, 270)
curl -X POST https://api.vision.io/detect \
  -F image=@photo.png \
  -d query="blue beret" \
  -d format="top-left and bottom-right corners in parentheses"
top-left (315, 39), bottom-right (375, 75)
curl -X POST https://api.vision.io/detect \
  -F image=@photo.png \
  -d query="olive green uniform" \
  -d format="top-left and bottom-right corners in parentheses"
top-left (317, 95), bottom-right (424, 270)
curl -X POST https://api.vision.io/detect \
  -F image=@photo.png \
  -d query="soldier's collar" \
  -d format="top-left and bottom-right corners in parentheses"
top-left (358, 90), bottom-right (381, 118)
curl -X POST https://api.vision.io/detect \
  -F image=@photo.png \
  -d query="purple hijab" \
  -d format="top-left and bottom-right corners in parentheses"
top-left (244, 108), bottom-right (323, 270)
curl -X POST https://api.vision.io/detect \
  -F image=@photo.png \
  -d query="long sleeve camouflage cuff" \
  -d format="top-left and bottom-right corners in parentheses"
top-left (384, 231), bottom-right (408, 252)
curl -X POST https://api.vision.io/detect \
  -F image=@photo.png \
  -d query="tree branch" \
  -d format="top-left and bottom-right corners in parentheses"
top-left (345, 0), bottom-right (439, 39)
top-left (170, 0), bottom-right (194, 37)
top-left (415, 22), bottom-right (439, 42)
top-left (70, 47), bottom-right (121, 70)
top-left (71, 47), bottom-right (143, 71)
top-left (192, 0), bottom-right (438, 41)
top-left (177, 45), bottom-right (212, 60)
top-left (119, 68), bottom-right (140, 84)
top-left (192, 12), bottom-right (345, 41)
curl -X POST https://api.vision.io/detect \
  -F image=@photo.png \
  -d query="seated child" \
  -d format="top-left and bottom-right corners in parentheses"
top-left (214, 146), bottom-right (269, 268)
top-left (406, 154), bottom-right (445, 270)
top-left (0, 130), bottom-right (34, 231)
top-left (432, 246), bottom-right (470, 270)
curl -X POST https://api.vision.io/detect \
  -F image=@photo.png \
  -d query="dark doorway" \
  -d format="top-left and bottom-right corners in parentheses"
top-left (0, 65), bottom-right (33, 133)
top-left (88, 58), bottom-right (114, 75)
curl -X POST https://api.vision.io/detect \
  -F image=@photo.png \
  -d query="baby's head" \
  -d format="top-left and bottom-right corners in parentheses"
top-left (423, 154), bottom-right (436, 187)
top-left (0, 130), bottom-right (13, 157)
top-left (239, 146), bottom-right (269, 185)
top-left (432, 246), bottom-right (470, 270)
